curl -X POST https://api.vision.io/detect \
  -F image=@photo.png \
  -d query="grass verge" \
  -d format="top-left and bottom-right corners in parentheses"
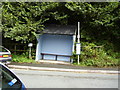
top-left (12, 54), bottom-right (36, 63)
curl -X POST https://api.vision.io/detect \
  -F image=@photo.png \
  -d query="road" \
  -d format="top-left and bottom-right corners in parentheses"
top-left (11, 69), bottom-right (118, 88)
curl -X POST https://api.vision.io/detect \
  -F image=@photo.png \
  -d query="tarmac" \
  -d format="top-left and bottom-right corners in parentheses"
top-left (7, 60), bottom-right (119, 74)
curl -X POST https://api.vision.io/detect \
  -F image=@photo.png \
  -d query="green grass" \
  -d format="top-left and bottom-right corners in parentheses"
top-left (12, 54), bottom-right (36, 63)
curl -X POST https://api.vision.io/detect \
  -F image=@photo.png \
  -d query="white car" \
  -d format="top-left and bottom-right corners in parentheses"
top-left (0, 46), bottom-right (12, 64)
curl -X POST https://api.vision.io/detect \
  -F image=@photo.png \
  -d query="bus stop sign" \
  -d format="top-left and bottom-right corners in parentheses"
top-left (76, 43), bottom-right (81, 55)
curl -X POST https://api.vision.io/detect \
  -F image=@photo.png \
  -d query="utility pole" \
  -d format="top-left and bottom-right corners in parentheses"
top-left (76, 22), bottom-right (81, 64)
top-left (78, 22), bottom-right (80, 43)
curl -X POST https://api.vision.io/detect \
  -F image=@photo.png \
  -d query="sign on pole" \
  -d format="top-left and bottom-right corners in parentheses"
top-left (28, 43), bottom-right (33, 59)
top-left (76, 43), bottom-right (81, 55)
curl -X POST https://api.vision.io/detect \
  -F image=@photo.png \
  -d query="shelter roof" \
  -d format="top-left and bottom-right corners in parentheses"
top-left (37, 24), bottom-right (77, 35)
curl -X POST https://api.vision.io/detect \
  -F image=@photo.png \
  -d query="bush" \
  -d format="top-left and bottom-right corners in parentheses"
top-left (12, 53), bottom-right (36, 63)
top-left (72, 42), bottom-right (119, 67)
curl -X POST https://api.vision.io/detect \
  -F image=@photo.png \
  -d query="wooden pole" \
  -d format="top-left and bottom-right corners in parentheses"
top-left (14, 44), bottom-right (16, 55)
top-left (29, 47), bottom-right (32, 59)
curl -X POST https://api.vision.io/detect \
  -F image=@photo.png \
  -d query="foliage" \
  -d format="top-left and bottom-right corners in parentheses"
top-left (12, 54), bottom-right (36, 63)
top-left (65, 2), bottom-right (120, 51)
top-left (72, 42), bottom-right (119, 67)
top-left (2, 2), bottom-right (67, 43)
top-left (2, 2), bottom-right (120, 46)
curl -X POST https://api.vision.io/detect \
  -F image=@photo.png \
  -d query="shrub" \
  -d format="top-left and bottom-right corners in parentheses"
top-left (12, 54), bottom-right (36, 63)
top-left (72, 42), bottom-right (119, 67)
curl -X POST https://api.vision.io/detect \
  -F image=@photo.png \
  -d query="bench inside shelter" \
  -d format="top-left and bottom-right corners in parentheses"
top-left (41, 53), bottom-right (72, 62)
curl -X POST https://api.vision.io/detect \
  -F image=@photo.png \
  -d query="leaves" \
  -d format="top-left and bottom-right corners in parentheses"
top-left (2, 2), bottom-right (120, 48)
top-left (1, 3), bottom-right (40, 42)
top-left (2, 2), bottom-right (69, 42)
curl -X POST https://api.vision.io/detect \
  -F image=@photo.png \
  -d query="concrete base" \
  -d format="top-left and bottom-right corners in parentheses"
top-left (37, 60), bottom-right (71, 65)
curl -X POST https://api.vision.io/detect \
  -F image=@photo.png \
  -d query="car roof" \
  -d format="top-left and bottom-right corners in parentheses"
top-left (0, 62), bottom-right (6, 66)
top-left (0, 46), bottom-right (11, 53)
top-left (0, 46), bottom-right (6, 49)
top-left (0, 46), bottom-right (4, 47)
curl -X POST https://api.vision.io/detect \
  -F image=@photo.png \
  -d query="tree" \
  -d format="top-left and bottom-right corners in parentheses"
top-left (65, 2), bottom-right (120, 50)
top-left (2, 2), bottom-right (65, 43)
top-left (2, 2), bottom-right (120, 50)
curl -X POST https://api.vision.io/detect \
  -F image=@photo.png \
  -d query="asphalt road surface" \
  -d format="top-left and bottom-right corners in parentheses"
top-left (11, 69), bottom-right (118, 88)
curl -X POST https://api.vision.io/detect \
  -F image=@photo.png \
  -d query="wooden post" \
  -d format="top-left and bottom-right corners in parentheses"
top-left (28, 43), bottom-right (33, 59)
top-left (14, 44), bottom-right (16, 55)
top-left (29, 47), bottom-right (32, 59)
